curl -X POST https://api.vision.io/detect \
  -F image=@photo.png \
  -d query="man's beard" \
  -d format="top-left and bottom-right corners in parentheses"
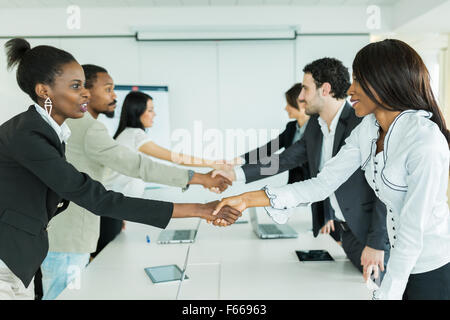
top-left (103, 100), bottom-right (117, 118)
top-left (103, 110), bottom-right (115, 118)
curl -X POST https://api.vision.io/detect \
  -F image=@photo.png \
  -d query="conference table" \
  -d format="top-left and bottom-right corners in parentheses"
top-left (57, 175), bottom-right (373, 300)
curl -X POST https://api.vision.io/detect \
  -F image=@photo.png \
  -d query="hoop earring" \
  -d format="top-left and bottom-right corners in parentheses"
top-left (44, 97), bottom-right (52, 116)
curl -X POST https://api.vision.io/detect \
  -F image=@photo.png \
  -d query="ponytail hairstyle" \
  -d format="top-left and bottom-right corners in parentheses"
top-left (285, 83), bottom-right (303, 110)
top-left (352, 39), bottom-right (449, 146)
top-left (5, 38), bottom-right (77, 103)
top-left (113, 91), bottom-right (153, 140)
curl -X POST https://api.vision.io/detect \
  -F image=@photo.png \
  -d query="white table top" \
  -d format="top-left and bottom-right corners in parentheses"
top-left (57, 181), bottom-right (373, 300)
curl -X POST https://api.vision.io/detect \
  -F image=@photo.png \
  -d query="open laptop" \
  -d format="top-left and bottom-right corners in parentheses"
top-left (157, 219), bottom-right (201, 244)
top-left (175, 245), bottom-right (190, 300)
top-left (249, 207), bottom-right (298, 239)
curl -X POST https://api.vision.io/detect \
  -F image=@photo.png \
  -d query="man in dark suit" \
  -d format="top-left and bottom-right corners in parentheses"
top-left (215, 58), bottom-right (390, 283)
top-left (241, 82), bottom-right (310, 185)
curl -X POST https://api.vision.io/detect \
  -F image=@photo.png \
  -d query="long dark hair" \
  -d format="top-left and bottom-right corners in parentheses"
top-left (5, 38), bottom-right (76, 103)
top-left (285, 83), bottom-right (303, 110)
top-left (113, 91), bottom-right (153, 139)
top-left (353, 39), bottom-right (449, 146)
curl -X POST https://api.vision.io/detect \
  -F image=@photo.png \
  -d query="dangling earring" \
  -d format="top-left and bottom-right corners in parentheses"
top-left (44, 97), bottom-right (52, 116)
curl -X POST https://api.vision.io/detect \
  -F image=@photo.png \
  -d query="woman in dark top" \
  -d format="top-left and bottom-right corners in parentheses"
top-left (242, 83), bottom-right (311, 184)
top-left (0, 38), bottom-right (240, 300)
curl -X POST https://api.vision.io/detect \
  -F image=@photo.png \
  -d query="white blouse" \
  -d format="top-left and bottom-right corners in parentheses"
top-left (263, 109), bottom-right (450, 300)
top-left (103, 128), bottom-right (152, 198)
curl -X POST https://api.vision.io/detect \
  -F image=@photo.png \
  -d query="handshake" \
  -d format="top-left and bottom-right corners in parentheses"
top-left (191, 159), bottom-right (240, 194)
top-left (183, 158), bottom-right (244, 227)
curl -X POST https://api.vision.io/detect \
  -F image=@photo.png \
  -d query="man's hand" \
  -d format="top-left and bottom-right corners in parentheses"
top-left (361, 246), bottom-right (385, 281)
top-left (211, 168), bottom-right (236, 182)
top-left (202, 200), bottom-right (242, 226)
top-left (320, 219), bottom-right (335, 234)
top-left (190, 172), bottom-right (232, 193)
top-left (209, 168), bottom-right (236, 193)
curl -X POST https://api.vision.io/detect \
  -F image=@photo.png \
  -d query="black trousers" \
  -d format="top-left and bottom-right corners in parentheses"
top-left (91, 216), bottom-right (123, 258)
top-left (33, 268), bottom-right (43, 300)
top-left (333, 221), bottom-right (390, 286)
top-left (402, 262), bottom-right (450, 300)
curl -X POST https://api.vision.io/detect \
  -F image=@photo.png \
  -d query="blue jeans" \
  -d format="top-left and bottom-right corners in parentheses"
top-left (40, 252), bottom-right (90, 300)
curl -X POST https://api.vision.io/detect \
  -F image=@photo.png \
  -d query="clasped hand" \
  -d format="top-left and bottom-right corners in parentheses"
top-left (202, 200), bottom-right (243, 227)
top-left (205, 195), bottom-right (247, 226)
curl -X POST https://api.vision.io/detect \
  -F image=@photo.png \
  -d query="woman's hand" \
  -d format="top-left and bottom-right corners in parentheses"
top-left (201, 200), bottom-right (242, 226)
top-left (172, 202), bottom-right (241, 226)
top-left (361, 246), bottom-right (385, 281)
top-left (210, 157), bottom-right (244, 171)
top-left (212, 190), bottom-right (270, 221)
top-left (212, 194), bottom-right (248, 216)
top-left (211, 162), bottom-right (233, 171)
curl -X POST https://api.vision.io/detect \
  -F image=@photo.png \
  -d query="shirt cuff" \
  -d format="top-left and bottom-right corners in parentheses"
top-left (372, 290), bottom-right (381, 300)
top-left (262, 185), bottom-right (308, 209)
top-left (376, 271), bottom-right (408, 300)
top-left (263, 206), bottom-right (292, 224)
top-left (261, 185), bottom-right (302, 225)
top-left (234, 167), bottom-right (246, 182)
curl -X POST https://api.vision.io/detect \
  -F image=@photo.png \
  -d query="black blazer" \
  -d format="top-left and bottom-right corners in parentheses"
top-left (0, 106), bottom-right (173, 287)
top-left (242, 120), bottom-right (310, 184)
top-left (241, 103), bottom-right (389, 250)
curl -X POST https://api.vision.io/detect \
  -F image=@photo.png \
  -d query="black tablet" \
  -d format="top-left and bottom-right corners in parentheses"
top-left (295, 250), bottom-right (334, 262)
top-left (144, 264), bottom-right (189, 284)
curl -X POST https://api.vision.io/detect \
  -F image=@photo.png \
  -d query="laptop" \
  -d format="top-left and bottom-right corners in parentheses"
top-left (157, 219), bottom-right (201, 244)
top-left (249, 207), bottom-right (298, 239)
top-left (175, 245), bottom-right (191, 300)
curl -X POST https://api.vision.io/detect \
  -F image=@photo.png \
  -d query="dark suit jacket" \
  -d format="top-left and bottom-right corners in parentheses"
top-left (241, 103), bottom-right (388, 251)
top-left (0, 106), bottom-right (173, 287)
top-left (242, 120), bottom-right (310, 184)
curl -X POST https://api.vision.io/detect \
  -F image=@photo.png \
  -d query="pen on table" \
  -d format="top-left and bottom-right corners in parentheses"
top-left (146, 235), bottom-right (150, 243)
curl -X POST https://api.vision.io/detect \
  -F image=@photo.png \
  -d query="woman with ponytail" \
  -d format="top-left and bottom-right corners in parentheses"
top-left (213, 39), bottom-right (450, 300)
top-left (0, 38), bottom-right (240, 299)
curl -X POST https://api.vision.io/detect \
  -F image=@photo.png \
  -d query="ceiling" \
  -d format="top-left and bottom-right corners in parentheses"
top-left (0, 0), bottom-right (402, 8)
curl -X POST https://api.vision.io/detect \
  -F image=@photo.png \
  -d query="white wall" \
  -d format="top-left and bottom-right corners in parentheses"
top-left (0, 4), bottom-right (370, 188)
top-left (0, 34), bottom-right (368, 187)
top-left (0, 35), bottom-right (368, 148)
top-left (0, 6), bottom-right (389, 37)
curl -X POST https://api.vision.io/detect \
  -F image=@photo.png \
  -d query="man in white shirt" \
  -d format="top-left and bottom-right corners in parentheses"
top-left (215, 58), bottom-right (390, 283)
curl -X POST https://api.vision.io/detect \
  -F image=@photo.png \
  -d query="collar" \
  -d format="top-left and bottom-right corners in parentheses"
top-left (33, 104), bottom-right (71, 144)
top-left (374, 109), bottom-right (433, 128)
top-left (318, 100), bottom-right (346, 134)
top-left (296, 118), bottom-right (310, 131)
